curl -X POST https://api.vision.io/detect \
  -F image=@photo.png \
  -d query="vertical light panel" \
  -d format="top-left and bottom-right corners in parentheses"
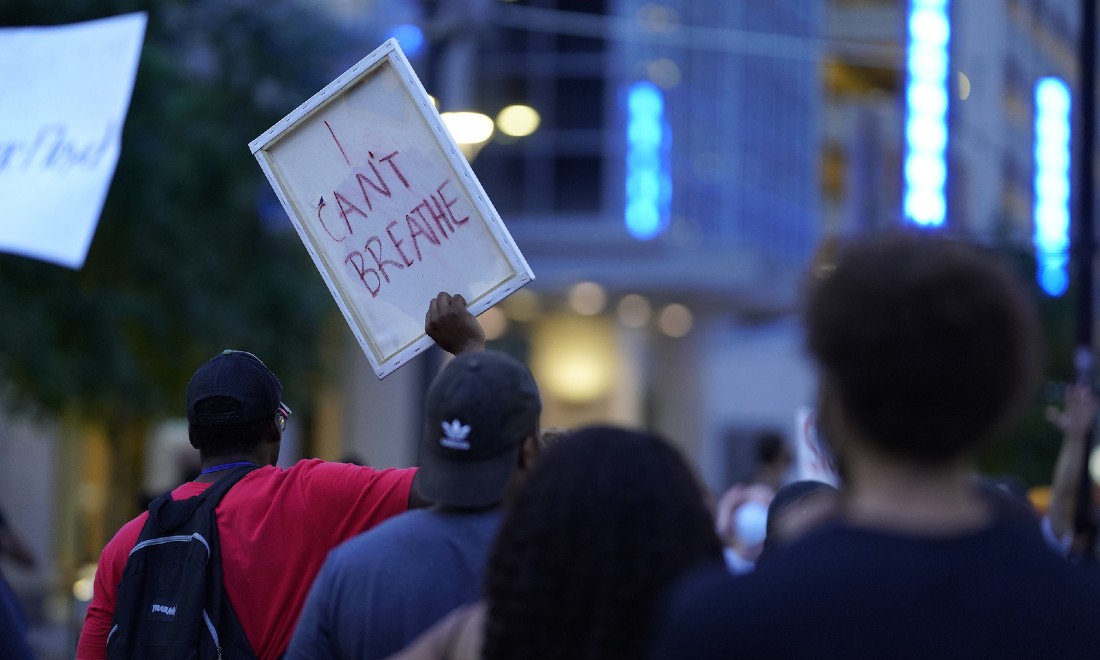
top-left (1034, 77), bottom-right (1072, 297)
top-left (625, 81), bottom-right (671, 240)
top-left (903, 0), bottom-right (951, 227)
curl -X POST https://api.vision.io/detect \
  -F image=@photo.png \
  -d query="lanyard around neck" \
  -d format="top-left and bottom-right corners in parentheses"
top-left (199, 461), bottom-right (258, 476)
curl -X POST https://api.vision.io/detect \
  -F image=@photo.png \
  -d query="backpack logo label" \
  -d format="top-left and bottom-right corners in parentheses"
top-left (440, 419), bottom-right (471, 450)
top-left (150, 602), bottom-right (177, 619)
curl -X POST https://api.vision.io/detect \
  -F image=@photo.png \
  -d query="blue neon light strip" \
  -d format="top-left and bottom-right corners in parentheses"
top-left (625, 81), bottom-right (671, 240)
top-left (387, 24), bottom-right (424, 57)
top-left (903, 0), bottom-right (951, 227)
top-left (1034, 77), bottom-right (1071, 297)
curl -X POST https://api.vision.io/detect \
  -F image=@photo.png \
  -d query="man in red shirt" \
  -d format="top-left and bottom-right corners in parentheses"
top-left (77, 292), bottom-right (484, 659)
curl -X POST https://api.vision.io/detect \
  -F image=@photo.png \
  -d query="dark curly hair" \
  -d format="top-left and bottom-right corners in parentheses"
top-left (804, 230), bottom-right (1040, 465)
top-left (481, 426), bottom-right (723, 660)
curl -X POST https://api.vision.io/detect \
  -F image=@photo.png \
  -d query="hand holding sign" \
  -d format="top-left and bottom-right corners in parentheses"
top-left (425, 292), bottom-right (486, 356)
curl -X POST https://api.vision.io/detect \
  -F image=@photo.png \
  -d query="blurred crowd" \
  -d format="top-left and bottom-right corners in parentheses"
top-left (23, 229), bottom-right (1098, 659)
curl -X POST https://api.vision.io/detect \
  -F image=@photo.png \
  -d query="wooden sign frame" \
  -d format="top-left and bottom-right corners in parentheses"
top-left (250, 39), bottom-right (533, 379)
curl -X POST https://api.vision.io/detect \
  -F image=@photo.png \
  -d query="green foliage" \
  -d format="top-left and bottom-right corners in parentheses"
top-left (0, 0), bottom-right (358, 425)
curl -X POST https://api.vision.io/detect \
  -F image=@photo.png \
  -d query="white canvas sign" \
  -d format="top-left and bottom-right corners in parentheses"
top-left (251, 39), bottom-right (533, 379)
top-left (0, 12), bottom-right (146, 269)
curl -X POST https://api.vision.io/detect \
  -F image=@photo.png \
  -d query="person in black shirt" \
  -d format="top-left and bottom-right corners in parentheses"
top-left (651, 231), bottom-right (1100, 660)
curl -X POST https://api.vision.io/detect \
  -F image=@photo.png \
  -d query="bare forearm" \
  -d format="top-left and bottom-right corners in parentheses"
top-left (1047, 435), bottom-right (1085, 540)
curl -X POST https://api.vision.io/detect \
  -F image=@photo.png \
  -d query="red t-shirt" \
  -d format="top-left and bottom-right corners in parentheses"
top-left (77, 459), bottom-right (416, 659)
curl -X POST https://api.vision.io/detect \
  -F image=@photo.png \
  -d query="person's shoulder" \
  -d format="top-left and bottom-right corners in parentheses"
top-left (326, 510), bottom-right (426, 559)
top-left (656, 561), bottom-right (754, 631)
top-left (279, 458), bottom-right (416, 492)
top-left (282, 457), bottom-right (362, 477)
top-left (93, 509), bottom-right (156, 598)
top-left (1016, 538), bottom-right (1100, 606)
top-left (651, 562), bottom-right (769, 658)
top-left (285, 457), bottom-right (415, 478)
top-left (350, 508), bottom-right (426, 540)
top-left (418, 507), bottom-right (503, 535)
top-left (1058, 560), bottom-right (1100, 604)
top-left (989, 515), bottom-right (1100, 578)
top-left (342, 508), bottom-right (492, 546)
top-left (103, 510), bottom-right (152, 557)
top-left (752, 520), bottom-right (855, 571)
top-left (312, 513), bottom-right (439, 595)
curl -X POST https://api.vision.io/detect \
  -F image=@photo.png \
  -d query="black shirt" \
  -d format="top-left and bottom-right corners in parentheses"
top-left (651, 513), bottom-right (1100, 659)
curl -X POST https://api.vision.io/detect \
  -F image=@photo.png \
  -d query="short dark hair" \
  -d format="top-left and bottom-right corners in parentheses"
top-left (482, 426), bottom-right (723, 660)
top-left (805, 231), bottom-right (1039, 464)
top-left (188, 396), bottom-right (272, 457)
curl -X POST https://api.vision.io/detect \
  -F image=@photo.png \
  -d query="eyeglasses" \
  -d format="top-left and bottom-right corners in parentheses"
top-left (275, 403), bottom-right (292, 433)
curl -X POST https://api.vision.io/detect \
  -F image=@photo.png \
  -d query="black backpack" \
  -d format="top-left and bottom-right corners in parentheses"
top-left (106, 465), bottom-right (258, 660)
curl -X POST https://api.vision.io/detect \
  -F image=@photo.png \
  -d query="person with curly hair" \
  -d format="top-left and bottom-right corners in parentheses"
top-left (390, 425), bottom-right (723, 660)
top-left (651, 231), bottom-right (1100, 658)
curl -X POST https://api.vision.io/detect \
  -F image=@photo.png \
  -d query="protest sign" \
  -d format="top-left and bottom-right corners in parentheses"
top-left (0, 13), bottom-right (146, 269)
top-left (251, 39), bottom-right (533, 379)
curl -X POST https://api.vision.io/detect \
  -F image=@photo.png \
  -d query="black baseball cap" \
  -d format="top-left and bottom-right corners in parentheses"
top-left (416, 350), bottom-right (542, 508)
top-left (185, 350), bottom-right (285, 426)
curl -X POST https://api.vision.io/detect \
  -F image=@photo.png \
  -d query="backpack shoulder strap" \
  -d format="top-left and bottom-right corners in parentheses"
top-left (147, 465), bottom-right (258, 535)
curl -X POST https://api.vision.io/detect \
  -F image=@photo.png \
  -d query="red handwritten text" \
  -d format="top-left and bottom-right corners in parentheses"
top-left (320, 124), bottom-right (472, 299)
top-left (342, 178), bottom-right (470, 298)
top-left (318, 149), bottom-right (412, 243)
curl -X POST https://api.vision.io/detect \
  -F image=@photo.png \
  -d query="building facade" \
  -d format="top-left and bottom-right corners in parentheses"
top-left (321, 0), bottom-right (826, 492)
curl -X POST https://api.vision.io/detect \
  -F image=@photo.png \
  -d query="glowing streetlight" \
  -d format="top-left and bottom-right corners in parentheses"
top-left (496, 104), bottom-right (541, 137)
top-left (441, 111), bottom-right (494, 160)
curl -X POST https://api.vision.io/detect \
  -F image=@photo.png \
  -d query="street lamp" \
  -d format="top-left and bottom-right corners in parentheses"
top-left (441, 104), bottom-right (541, 161)
top-left (440, 110), bottom-right (494, 161)
top-left (496, 104), bottom-right (541, 137)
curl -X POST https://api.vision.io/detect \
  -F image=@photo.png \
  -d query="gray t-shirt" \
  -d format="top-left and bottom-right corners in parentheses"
top-left (287, 507), bottom-right (501, 660)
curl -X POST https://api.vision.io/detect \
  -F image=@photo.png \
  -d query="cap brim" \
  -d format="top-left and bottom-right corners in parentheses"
top-left (415, 444), bottom-right (520, 509)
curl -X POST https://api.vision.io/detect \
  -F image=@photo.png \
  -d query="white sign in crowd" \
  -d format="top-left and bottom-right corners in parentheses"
top-left (252, 39), bottom-right (533, 379)
top-left (2, 19), bottom-right (530, 380)
top-left (0, 12), bottom-right (146, 269)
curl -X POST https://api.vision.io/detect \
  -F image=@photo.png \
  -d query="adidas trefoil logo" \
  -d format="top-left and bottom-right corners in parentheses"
top-left (440, 419), bottom-right (471, 450)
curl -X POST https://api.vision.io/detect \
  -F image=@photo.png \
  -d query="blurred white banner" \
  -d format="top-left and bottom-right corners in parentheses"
top-left (0, 12), bottom-right (146, 269)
